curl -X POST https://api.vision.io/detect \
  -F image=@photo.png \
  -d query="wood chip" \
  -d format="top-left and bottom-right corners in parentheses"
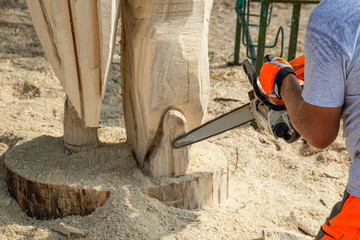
top-left (233, 147), bottom-right (239, 174)
top-left (271, 140), bottom-right (282, 151)
top-left (298, 221), bottom-right (318, 237)
top-left (5, 198), bottom-right (12, 207)
top-left (263, 228), bottom-right (312, 240)
top-left (50, 223), bottom-right (86, 238)
top-left (289, 211), bottom-right (298, 228)
top-left (322, 171), bottom-right (344, 179)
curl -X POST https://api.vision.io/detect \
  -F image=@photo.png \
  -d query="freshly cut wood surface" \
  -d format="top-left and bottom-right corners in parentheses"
top-left (143, 109), bottom-right (190, 177)
top-left (4, 129), bottom-right (228, 219)
top-left (63, 97), bottom-right (99, 151)
top-left (121, 0), bottom-right (213, 170)
top-left (26, 0), bottom-right (81, 116)
top-left (98, 0), bottom-right (121, 97)
top-left (68, 0), bottom-right (102, 126)
top-left (143, 170), bottom-right (228, 210)
top-left (26, 0), bottom-right (120, 127)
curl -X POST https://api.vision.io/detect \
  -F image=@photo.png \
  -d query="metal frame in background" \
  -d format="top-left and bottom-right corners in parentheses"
top-left (230, 0), bottom-right (320, 75)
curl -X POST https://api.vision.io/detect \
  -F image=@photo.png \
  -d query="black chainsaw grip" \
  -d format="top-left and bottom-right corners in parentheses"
top-left (242, 59), bottom-right (285, 111)
top-left (263, 54), bottom-right (276, 63)
top-left (242, 59), bottom-right (257, 87)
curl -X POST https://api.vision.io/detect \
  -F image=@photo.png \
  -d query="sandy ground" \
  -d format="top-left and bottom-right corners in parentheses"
top-left (0, 0), bottom-right (352, 239)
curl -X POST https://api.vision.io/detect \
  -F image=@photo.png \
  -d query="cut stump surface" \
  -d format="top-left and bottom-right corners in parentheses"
top-left (4, 128), bottom-right (228, 220)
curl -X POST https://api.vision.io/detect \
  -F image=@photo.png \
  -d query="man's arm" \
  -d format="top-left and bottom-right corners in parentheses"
top-left (281, 74), bottom-right (342, 149)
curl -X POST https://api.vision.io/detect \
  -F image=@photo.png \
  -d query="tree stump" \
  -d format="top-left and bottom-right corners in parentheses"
top-left (4, 129), bottom-right (228, 219)
top-left (4, 135), bottom-right (111, 220)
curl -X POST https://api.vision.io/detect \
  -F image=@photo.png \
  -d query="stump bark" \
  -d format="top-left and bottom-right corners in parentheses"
top-left (5, 166), bottom-right (110, 220)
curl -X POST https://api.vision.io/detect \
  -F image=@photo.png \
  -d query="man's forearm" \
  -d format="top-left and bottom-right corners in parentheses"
top-left (281, 74), bottom-right (341, 148)
top-left (280, 75), bottom-right (309, 142)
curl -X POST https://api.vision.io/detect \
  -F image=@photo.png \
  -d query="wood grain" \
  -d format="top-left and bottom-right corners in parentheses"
top-left (120, 0), bottom-right (213, 175)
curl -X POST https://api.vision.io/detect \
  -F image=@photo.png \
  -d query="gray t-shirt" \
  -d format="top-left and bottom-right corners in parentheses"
top-left (302, 0), bottom-right (360, 196)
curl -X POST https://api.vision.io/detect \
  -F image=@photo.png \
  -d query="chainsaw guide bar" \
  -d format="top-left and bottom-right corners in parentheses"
top-left (172, 103), bottom-right (254, 148)
top-left (172, 59), bottom-right (300, 148)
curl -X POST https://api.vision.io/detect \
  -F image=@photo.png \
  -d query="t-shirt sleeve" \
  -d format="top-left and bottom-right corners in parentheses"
top-left (302, 10), bottom-right (346, 108)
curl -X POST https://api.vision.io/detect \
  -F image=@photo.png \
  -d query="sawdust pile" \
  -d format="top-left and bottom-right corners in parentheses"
top-left (0, 0), bottom-right (351, 239)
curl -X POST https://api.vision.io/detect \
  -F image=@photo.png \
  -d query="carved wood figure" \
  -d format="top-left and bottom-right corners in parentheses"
top-left (121, 0), bottom-right (213, 177)
top-left (27, 0), bottom-right (213, 177)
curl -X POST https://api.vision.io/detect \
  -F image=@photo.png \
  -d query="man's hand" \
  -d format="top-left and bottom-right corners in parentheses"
top-left (259, 55), bottom-right (296, 105)
top-left (260, 54), bottom-right (342, 148)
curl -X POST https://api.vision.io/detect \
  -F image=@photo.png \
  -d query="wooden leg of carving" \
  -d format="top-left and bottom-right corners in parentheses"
top-left (144, 109), bottom-right (189, 177)
top-left (63, 97), bottom-right (99, 152)
top-left (121, 0), bottom-right (213, 176)
top-left (26, 0), bottom-right (120, 128)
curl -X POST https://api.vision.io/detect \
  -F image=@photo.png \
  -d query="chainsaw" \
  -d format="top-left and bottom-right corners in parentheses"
top-left (172, 58), bottom-right (300, 148)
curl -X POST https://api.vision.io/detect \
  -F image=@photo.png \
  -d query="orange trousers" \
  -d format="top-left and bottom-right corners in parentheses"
top-left (316, 191), bottom-right (360, 240)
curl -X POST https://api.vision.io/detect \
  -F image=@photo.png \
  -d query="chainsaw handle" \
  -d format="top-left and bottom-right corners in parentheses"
top-left (263, 54), bottom-right (276, 63)
top-left (242, 59), bottom-right (257, 87)
top-left (242, 59), bottom-right (285, 111)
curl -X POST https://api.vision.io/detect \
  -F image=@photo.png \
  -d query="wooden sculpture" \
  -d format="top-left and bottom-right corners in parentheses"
top-left (5, 0), bottom-right (229, 220)
top-left (27, 0), bottom-right (213, 177)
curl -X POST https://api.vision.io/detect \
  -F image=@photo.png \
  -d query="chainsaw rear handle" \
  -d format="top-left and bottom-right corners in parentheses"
top-left (242, 59), bottom-right (257, 86)
top-left (242, 59), bottom-right (285, 111)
